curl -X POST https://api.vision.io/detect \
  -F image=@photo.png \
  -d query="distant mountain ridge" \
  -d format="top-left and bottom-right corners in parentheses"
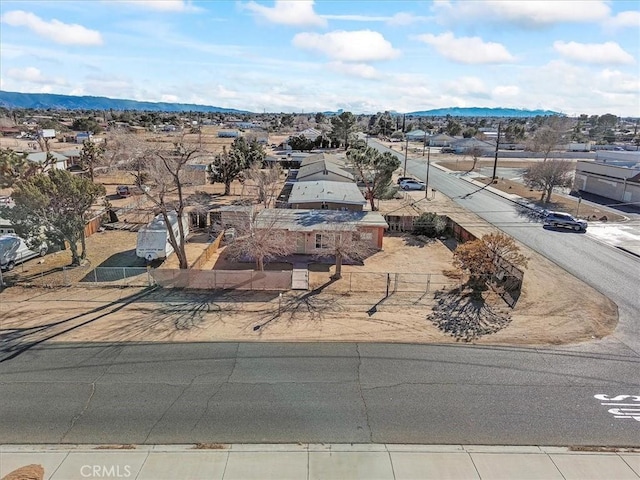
top-left (0, 91), bottom-right (249, 114)
top-left (0, 91), bottom-right (561, 117)
top-left (408, 107), bottom-right (562, 117)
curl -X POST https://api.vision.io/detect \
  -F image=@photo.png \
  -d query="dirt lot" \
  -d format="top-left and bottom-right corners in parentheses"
top-left (0, 185), bottom-right (618, 347)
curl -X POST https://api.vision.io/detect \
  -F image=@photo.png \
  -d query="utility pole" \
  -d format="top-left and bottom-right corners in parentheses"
top-left (492, 122), bottom-right (502, 181)
top-left (425, 146), bottom-right (431, 199)
top-left (422, 131), bottom-right (427, 156)
top-left (403, 137), bottom-right (408, 176)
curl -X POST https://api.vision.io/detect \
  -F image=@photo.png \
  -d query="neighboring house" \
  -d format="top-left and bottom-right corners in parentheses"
top-left (574, 157), bottom-right (640, 206)
top-left (214, 206), bottom-right (387, 254)
top-left (26, 151), bottom-right (68, 171)
top-left (75, 132), bottom-right (92, 144)
top-left (296, 159), bottom-right (354, 183)
top-left (297, 128), bottom-right (322, 141)
top-left (406, 129), bottom-right (428, 142)
top-left (450, 137), bottom-right (495, 155)
top-left (59, 148), bottom-right (82, 168)
top-left (299, 153), bottom-right (348, 168)
top-left (428, 134), bottom-right (455, 147)
top-left (287, 180), bottom-right (367, 211)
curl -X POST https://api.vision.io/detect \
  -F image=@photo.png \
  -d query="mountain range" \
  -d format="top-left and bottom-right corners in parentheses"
top-left (0, 91), bottom-right (561, 118)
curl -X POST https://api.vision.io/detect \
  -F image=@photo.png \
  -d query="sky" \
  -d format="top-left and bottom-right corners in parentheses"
top-left (0, 0), bottom-right (639, 116)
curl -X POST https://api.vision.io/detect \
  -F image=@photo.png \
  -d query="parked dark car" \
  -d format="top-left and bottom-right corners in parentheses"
top-left (543, 211), bottom-right (587, 231)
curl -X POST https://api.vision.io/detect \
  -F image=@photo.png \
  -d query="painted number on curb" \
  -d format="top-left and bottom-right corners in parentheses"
top-left (594, 394), bottom-right (640, 422)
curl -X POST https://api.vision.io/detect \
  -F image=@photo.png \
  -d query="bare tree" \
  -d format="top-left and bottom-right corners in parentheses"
top-left (527, 116), bottom-right (570, 161)
top-left (314, 216), bottom-right (376, 280)
top-left (221, 206), bottom-right (297, 271)
top-left (522, 159), bottom-right (574, 203)
top-left (464, 146), bottom-right (483, 171)
top-left (453, 233), bottom-right (527, 293)
top-left (145, 137), bottom-right (203, 269)
top-left (244, 163), bottom-right (282, 208)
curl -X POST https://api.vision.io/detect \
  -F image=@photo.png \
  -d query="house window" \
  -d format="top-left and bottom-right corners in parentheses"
top-left (359, 232), bottom-right (373, 241)
top-left (315, 233), bottom-right (328, 249)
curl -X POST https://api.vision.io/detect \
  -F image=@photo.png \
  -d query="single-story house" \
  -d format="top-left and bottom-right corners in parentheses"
top-left (574, 158), bottom-right (640, 206)
top-left (450, 137), bottom-right (495, 155)
top-left (287, 180), bottom-right (367, 211)
top-left (427, 134), bottom-right (456, 147)
top-left (75, 132), bottom-right (92, 144)
top-left (295, 159), bottom-right (354, 183)
top-left (297, 128), bottom-right (323, 141)
top-left (406, 129), bottom-right (428, 142)
top-left (26, 151), bottom-right (68, 171)
top-left (214, 206), bottom-right (387, 253)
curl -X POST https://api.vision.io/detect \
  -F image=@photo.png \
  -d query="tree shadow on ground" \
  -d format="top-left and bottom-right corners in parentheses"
top-left (254, 278), bottom-right (340, 331)
top-left (0, 287), bottom-right (157, 362)
top-left (427, 288), bottom-right (511, 342)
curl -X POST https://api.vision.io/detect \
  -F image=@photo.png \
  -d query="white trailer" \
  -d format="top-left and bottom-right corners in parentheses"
top-left (136, 211), bottom-right (189, 262)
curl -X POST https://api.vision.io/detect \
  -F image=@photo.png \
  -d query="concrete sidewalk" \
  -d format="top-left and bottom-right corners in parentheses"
top-left (2, 444), bottom-right (639, 480)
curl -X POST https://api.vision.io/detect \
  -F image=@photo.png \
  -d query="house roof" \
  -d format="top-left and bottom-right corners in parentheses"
top-left (406, 129), bottom-right (427, 138)
top-left (299, 152), bottom-right (346, 167)
top-left (255, 209), bottom-right (388, 231)
top-left (297, 128), bottom-right (322, 140)
top-left (429, 134), bottom-right (455, 141)
top-left (26, 152), bottom-right (68, 164)
top-left (296, 159), bottom-right (354, 181)
top-left (288, 180), bottom-right (366, 206)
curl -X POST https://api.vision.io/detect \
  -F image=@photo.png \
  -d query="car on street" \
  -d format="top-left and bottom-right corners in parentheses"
top-left (399, 179), bottom-right (426, 191)
top-left (543, 211), bottom-right (587, 231)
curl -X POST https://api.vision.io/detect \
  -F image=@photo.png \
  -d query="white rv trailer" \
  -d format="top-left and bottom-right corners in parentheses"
top-left (135, 211), bottom-right (189, 262)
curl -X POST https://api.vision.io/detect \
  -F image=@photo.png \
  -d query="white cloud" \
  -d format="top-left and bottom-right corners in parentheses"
top-left (554, 41), bottom-right (635, 65)
top-left (492, 85), bottom-right (520, 97)
top-left (118, 0), bottom-right (199, 12)
top-left (293, 30), bottom-right (400, 62)
top-left (597, 69), bottom-right (640, 94)
top-left (387, 12), bottom-right (428, 26)
top-left (161, 94), bottom-right (179, 102)
top-left (328, 61), bottom-right (379, 79)
top-left (444, 76), bottom-right (488, 97)
top-left (433, 0), bottom-right (611, 27)
top-left (1, 10), bottom-right (103, 46)
top-left (5, 66), bottom-right (67, 86)
top-left (605, 10), bottom-right (640, 29)
top-left (242, 0), bottom-right (326, 27)
top-left (416, 32), bottom-right (515, 64)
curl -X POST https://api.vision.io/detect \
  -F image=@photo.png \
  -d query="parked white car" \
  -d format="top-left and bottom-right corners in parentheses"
top-left (399, 179), bottom-right (426, 191)
top-left (0, 234), bottom-right (48, 271)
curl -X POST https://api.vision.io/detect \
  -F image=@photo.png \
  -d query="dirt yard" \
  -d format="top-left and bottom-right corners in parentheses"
top-left (0, 185), bottom-right (618, 347)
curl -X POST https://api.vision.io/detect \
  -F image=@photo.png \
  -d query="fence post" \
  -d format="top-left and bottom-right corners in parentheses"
top-left (93, 268), bottom-right (98, 284)
top-left (386, 273), bottom-right (390, 297)
top-left (122, 267), bottom-right (126, 287)
top-left (426, 273), bottom-right (431, 293)
top-left (147, 266), bottom-right (151, 286)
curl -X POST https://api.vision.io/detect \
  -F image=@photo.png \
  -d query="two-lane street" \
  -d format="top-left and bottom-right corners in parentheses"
top-left (0, 342), bottom-right (638, 445)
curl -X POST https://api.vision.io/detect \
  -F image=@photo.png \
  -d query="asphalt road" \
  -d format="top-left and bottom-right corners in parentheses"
top-left (370, 139), bottom-right (640, 355)
top-left (0, 342), bottom-right (638, 445)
